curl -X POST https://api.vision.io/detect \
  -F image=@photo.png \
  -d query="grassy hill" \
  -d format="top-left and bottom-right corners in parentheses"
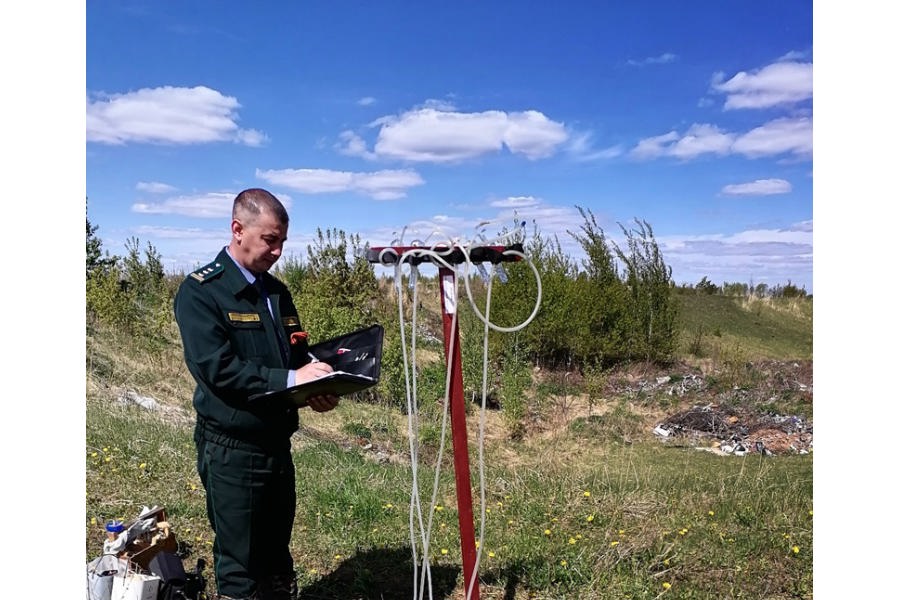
top-left (676, 291), bottom-right (812, 361)
top-left (85, 291), bottom-right (813, 599)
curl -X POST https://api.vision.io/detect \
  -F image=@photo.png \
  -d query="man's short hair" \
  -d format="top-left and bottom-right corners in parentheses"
top-left (233, 188), bottom-right (289, 226)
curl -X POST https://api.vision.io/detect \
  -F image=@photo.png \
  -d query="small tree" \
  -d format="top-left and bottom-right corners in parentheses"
top-left (86, 203), bottom-right (117, 278)
top-left (613, 219), bottom-right (679, 363)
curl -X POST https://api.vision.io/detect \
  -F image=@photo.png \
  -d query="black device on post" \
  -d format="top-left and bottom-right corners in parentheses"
top-left (249, 323), bottom-right (384, 407)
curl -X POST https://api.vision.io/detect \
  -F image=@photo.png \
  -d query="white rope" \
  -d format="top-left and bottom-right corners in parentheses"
top-left (376, 234), bottom-right (542, 600)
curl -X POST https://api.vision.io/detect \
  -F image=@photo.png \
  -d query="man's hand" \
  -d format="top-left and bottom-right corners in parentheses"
top-left (295, 361), bottom-right (334, 383)
top-left (307, 394), bottom-right (340, 412)
top-left (294, 362), bottom-right (340, 412)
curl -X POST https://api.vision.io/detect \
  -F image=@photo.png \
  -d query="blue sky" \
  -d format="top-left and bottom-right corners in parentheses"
top-left (86, 1), bottom-right (814, 291)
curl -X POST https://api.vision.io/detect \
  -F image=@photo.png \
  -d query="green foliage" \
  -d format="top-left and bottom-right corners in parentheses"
top-left (86, 202), bottom-right (117, 279)
top-left (582, 360), bottom-right (608, 413)
top-left (568, 400), bottom-right (643, 442)
top-left (721, 281), bottom-right (749, 296)
top-left (86, 236), bottom-right (172, 346)
top-left (291, 228), bottom-right (379, 341)
top-left (613, 219), bottom-right (680, 363)
top-left (695, 276), bottom-right (719, 295)
top-left (498, 349), bottom-right (533, 437)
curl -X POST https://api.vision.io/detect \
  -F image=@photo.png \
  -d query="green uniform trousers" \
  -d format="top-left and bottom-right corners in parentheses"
top-left (195, 421), bottom-right (296, 599)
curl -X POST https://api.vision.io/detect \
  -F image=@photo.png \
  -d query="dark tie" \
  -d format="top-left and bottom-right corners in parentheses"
top-left (255, 276), bottom-right (290, 365)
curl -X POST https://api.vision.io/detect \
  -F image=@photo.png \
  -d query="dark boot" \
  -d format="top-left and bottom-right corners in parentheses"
top-left (258, 571), bottom-right (298, 600)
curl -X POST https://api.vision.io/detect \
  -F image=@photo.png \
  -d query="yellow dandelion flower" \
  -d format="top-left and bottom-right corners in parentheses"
top-left (205, 541), bottom-right (212, 546)
top-left (102, 447), bottom-right (108, 453)
top-left (544, 529), bottom-right (551, 536)
top-left (190, 484), bottom-right (197, 491)
top-left (441, 548), bottom-right (448, 555)
top-left (488, 552), bottom-right (495, 558)
top-left (90, 517), bottom-right (96, 525)
top-left (618, 529), bottom-right (624, 535)
top-left (568, 537), bottom-right (576, 545)
top-left (809, 510), bottom-right (813, 517)
top-left (440, 522), bottom-right (446, 528)
top-left (385, 503), bottom-right (393, 509)
top-left (584, 491), bottom-right (591, 498)
top-left (560, 560), bottom-right (567, 566)
top-left (576, 534), bottom-right (582, 540)
top-left (678, 529), bottom-right (686, 536)
top-left (308, 568), bottom-right (318, 575)
top-left (610, 541), bottom-right (619, 547)
top-left (662, 582), bottom-right (671, 590)
top-left (507, 520), bottom-right (514, 525)
top-left (475, 541), bottom-right (480, 548)
top-left (486, 508), bottom-right (491, 513)
top-left (139, 463), bottom-right (146, 469)
top-left (371, 528), bottom-right (378, 533)
top-left (663, 559), bottom-right (670, 566)
top-left (792, 546), bottom-right (800, 554)
top-left (708, 511), bottom-right (715, 516)
top-left (334, 554), bottom-right (342, 560)
top-left (104, 456), bottom-right (111, 462)
top-left (586, 514), bottom-right (595, 523)
top-left (435, 505), bottom-right (443, 511)
top-left (91, 452), bottom-right (97, 458)
top-left (496, 501), bottom-right (503, 507)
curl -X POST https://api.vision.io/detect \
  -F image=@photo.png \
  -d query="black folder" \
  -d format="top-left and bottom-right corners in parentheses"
top-left (249, 324), bottom-right (384, 407)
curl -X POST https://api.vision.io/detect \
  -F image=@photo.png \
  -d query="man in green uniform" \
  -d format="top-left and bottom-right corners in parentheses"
top-left (174, 188), bottom-right (339, 600)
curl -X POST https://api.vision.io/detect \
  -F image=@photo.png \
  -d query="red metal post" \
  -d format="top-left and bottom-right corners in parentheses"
top-left (437, 266), bottom-right (480, 600)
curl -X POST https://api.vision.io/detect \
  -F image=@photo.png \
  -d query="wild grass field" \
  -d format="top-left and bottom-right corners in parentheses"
top-left (86, 291), bottom-right (813, 599)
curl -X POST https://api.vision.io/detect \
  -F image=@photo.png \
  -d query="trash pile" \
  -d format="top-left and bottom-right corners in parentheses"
top-left (653, 404), bottom-right (812, 456)
top-left (86, 505), bottom-right (207, 600)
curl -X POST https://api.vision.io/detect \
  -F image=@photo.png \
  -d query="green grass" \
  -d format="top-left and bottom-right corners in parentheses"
top-left (86, 393), bottom-right (812, 599)
top-left (86, 290), bottom-right (813, 599)
top-left (677, 292), bottom-right (812, 361)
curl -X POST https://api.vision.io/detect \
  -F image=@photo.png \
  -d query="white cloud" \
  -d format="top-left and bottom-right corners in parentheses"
top-left (630, 117), bottom-right (811, 161)
top-left (630, 130), bottom-right (680, 160)
top-left (776, 50), bottom-right (809, 62)
top-left (371, 107), bottom-right (568, 163)
top-left (711, 61), bottom-right (812, 110)
top-left (658, 222), bottom-right (812, 289)
top-left (255, 167), bottom-right (424, 200)
top-left (336, 130), bottom-right (377, 160)
top-left (132, 191), bottom-right (246, 218)
top-left (627, 53), bottom-right (678, 67)
top-left (234, 128), bottom-right (269, 147)
top-left (667, 124), bottom-right (735, 159)
top-left (132, 225), bottom-right (224, 240)
top-left (566, 132), bottom-right (623, 161)
top-left (136, 181), bottom-right (177, 194)
top-left (490, 196), bottom-right (540, 209)
top-left (721, 178), bottom-right (792, 196)
top-left (357, 96), bottom-right (376, 106)
top-left (86, 85), bottom-right (267, 146)
top-left (732, 117), bottom-right (812, 159)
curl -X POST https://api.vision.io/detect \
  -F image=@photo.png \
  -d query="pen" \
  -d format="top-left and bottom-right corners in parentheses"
top-left (307, 352), bottom-right (320, 363)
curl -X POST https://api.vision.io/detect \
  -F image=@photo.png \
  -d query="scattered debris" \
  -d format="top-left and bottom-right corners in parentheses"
top-left (117, 389), bottom-right (160, 411)
top-left (653, 404), bottom-right (812, 456)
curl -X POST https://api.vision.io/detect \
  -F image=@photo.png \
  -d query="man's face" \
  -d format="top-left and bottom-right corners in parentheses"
top-left (232, 210), bottom-right (288, 273)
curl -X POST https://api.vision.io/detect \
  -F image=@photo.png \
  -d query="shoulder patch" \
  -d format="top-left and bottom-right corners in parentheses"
top-left (189, 261), bottom-right (225, 283)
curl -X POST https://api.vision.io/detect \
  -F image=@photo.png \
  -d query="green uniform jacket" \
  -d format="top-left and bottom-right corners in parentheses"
top-left (174, 248), bottom-right (311, 446)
